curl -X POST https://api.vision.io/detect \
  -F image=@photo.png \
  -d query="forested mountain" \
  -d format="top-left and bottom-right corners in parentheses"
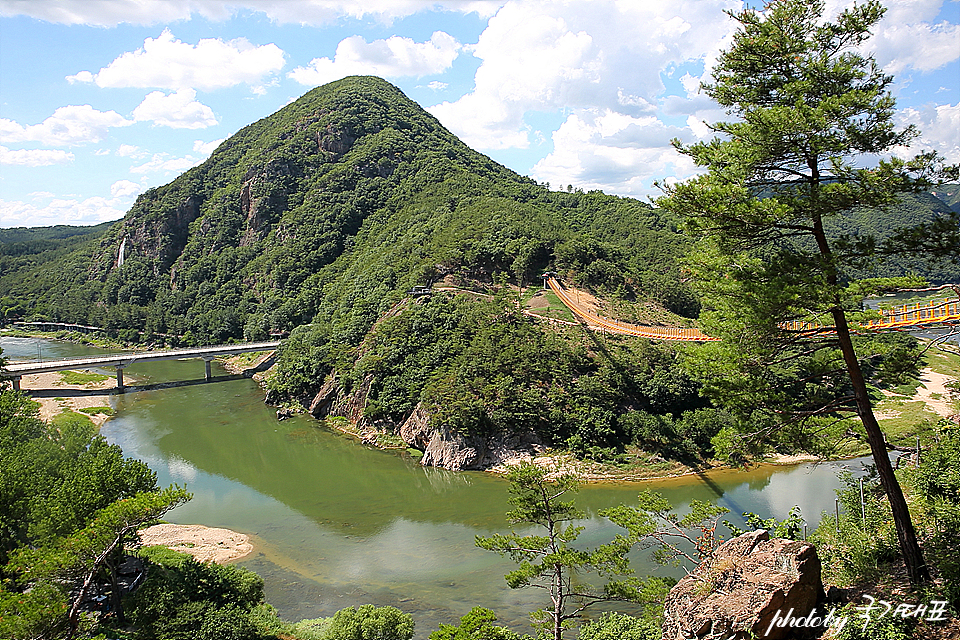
top-left (0, 76), bottom-right (691, 339)
top-left (828, 191), bottom-right (960, 283)
top-left (1, 77), bottom-right (955, 469)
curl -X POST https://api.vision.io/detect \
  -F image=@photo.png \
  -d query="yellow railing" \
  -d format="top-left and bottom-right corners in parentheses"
top-left (546, 278), bottom-right (960, 342)
top-left (546, 278), bottom-right (720, 341)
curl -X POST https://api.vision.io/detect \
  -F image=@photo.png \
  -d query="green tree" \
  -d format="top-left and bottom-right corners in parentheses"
top-left (576, 612), bottom-right (658, 640)
top-left (658, 0), bottom-right (958, 585)
top-left (430, 607), bottom-right (530, 640)
top-left (4, 487), bottom-right (190, 639)
top-left (0, 387), bottom-right (156, 569)
top-left (319, 604), bottom-right (415, 640)
top-left (129, 546), bottom-right (266, 640)
top-left (476, 462), bottom-right (668, 640)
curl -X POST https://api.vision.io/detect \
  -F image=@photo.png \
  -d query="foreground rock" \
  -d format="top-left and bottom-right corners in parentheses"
top-left (661, 530), bottom-right (824, 640)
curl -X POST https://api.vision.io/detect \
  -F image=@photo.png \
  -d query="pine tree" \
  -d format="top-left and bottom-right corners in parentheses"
top-left (659, 0), bottom-right (958, 585)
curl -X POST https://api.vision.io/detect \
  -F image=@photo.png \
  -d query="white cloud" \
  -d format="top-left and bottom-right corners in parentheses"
top-left (0, 146), bottom-right (74, 166)
top-left (426, 81), bottom-right (448, 90)
top-left (194, 138), bottom-right (225, 155)
top-left (68, 29), bottom-right (285, 91)
top-left (66, 70), bottom-right (94, 84)
top-left (117, 144), bottom-right (144, 158)
top-left (289, 31), bottom-right (461, 86)
top-left (898, 102), bottom-right (960, 163)
top-left (0, 1), bottom-right (506, 27)
top-left (872, 19), bottom-right (960, 75)
top-left (429, 1), bottom-right (736, 162)
top-left (133, 88), bottom-right (218, 129)
top-left (0, 195), bottom-right (129, 227)
top-left (0, 105), bottom-right (133, 147)
top-left (110, 179), bottom-right (143, 199)
top-left (531, 110), bottom-right (699, 196)
top-left (130, 152), bottom-right (202, 175)
top-left (686, 116), bottom-right (712, 140)
top-left (819, 1), bottom-right (959, 75)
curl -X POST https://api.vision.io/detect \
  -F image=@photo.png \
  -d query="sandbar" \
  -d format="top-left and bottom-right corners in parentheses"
top-left (138, 523), bottom-right (253, 564)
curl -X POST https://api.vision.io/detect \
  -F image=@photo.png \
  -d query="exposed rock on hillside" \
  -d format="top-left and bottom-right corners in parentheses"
top-left (398, 402), bottom-right (544, 470)
top-left (309, 377), bottom-right (543, 471)
top-left (661, 530), bottom-right (824, 640)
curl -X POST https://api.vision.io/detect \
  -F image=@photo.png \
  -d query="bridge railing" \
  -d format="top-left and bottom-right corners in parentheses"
top-left (547, 277), bottom-right (960, 342)
top-left (546, 278), bottom-right (719, 342)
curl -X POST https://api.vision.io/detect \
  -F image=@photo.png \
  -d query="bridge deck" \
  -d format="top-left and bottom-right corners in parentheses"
top-left (546, 277), bottom-right (719, 341)
top-left (4, 341), bottom-right (280, 384)
top-left (545, 277), bottom-right (960, 341)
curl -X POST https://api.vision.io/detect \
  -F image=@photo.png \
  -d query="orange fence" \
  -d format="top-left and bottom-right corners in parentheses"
top-left (546, 278), bottom-right (720, 341)
top-left (546, 278), bottom-right (960, 342)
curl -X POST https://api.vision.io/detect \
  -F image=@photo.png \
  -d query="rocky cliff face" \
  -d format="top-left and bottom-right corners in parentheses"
top-left (661, 530), bottom-right (824, 640)
top-left (91, 192), bottom-right (202, 281)
top-left (308, 377), bottom-right (543, 471)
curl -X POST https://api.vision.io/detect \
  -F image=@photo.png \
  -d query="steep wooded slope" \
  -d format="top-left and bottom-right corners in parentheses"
top-left (0, 76), bottom-right (690, 342)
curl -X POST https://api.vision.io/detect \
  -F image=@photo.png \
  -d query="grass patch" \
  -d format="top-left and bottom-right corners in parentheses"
top-left (51, 409), bottom-right (96, 430)
top-left (875, 401), bottom-right (941, 441)
top-left (226, 351), bottom-right (269, 368)
top-left (525, 290), bottom-right (576, 323)
top-left (925, 343), bottom-right (960, 378)
top-left (888, 378), bottom-right (922, 397)
top-left (832, 401), bottom-right (943, 458)
top-left (60, 370), bottom-right (110, 385)
top-left (78, 405), bottom-right (114, 416)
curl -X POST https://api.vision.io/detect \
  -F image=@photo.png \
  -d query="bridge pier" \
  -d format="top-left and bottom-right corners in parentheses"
top-left (115, 366), bottom-right (125, 392)
top-left (203, 357), bottom-right (214, 381)
top-left (11, 376), bottom-right (20, 391)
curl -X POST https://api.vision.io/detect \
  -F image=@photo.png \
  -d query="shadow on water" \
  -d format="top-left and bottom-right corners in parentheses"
top-left (26, 374), bottom-right (249, 398)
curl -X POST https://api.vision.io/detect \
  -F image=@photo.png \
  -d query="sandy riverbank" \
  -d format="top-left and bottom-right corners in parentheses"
top-left (138, 523), bottom-right (253, 564)
top-left (17, 370), bottom-right (118, 427)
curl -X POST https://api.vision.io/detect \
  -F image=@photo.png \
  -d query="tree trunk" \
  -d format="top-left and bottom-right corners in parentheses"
top-left (806, 164), bottom-right (930, 586)
top-left (553, 565), bottom-right (563, 640)
top-left (830, 310), bottom-right (930, 585)
top-left (105, 553), bottom-right (125, 623)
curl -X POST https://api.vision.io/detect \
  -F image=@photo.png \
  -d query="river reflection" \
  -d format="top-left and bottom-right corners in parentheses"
top-left (3, 336), bottom-right (875, 637)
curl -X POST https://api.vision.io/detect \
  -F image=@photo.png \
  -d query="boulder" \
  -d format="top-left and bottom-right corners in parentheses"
top-left (661, 529), bottom-right (824, 640)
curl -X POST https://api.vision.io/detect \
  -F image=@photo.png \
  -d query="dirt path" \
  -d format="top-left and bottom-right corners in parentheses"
top-left (916, 367), bottom-right (956, 418)
top-left (138, 524), bottom-right (253, 564)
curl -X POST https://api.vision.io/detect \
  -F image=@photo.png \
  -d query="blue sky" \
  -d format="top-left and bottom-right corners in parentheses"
top-left (1, 0), bottom-right (957, 228)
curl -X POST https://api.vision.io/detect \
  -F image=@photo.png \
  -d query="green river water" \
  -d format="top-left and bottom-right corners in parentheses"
top-left (3, 336), bottom-right (874, 637)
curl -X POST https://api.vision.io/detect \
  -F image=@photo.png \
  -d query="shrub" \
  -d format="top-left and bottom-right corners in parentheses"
top-left (576, 612), bottom-right (659, 640)
top-left (430, 607), bottom-right (530, 640)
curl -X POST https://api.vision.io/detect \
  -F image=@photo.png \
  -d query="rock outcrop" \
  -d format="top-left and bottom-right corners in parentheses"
top-left (661, 530), bottom-right (824, 640)
top-left (308, 376), bottom-right (543, 470)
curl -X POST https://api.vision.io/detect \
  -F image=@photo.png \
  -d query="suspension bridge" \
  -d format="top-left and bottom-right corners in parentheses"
top-left (545, 277), bottom-right (960, 342)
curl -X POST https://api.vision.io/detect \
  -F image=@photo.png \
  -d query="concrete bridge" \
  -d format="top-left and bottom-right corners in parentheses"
top-left (4, 341), bottom-right (280, 391)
